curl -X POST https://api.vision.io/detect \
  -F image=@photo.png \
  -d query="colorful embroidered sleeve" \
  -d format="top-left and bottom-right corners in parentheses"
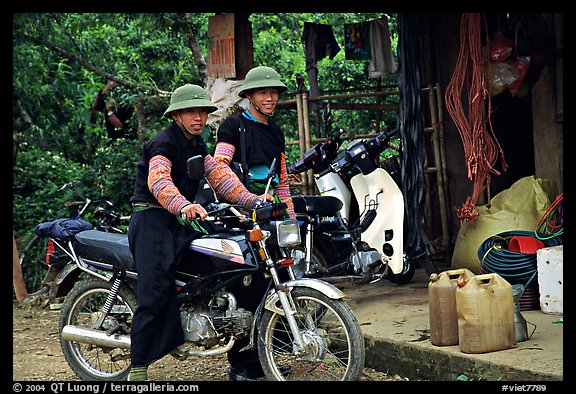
top-left (276, 152), bottom-right (295, 219)
top-left (147, 155), bottom-right (190, 215)
top-left (204, 155), bottom-right (258, 208)
top-left (213, 142), bottom-right (235, 165)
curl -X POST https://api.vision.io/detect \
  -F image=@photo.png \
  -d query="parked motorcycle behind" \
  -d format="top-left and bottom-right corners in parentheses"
top-left (18, 181), bottom-right (129, 306)
top-left (288, 128), bottom-right (417, 285)
top-left (56, 155), bottom-right (365, 381)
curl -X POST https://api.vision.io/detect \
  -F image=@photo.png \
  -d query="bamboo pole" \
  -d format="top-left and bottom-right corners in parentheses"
top-left (13, 234), bottom-right (28, 301)
top-left (422, 125), bottom-right (433, 236)
top-left (309, 91), bottom-right (399, 102)
top-left (428, 84), bottom-right (450, 249)
top-left (302, 91), bottom-right (313, 195)
top-left (435, 82), bottom-right (450, 216)
top-left (276, 90), bottom-right (399, 109)
top-left (295, 92), bottom-right (309, 194)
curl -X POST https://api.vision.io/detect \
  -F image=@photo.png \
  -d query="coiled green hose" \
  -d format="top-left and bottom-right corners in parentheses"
top-left (478, 230), bottom-right (562, 288)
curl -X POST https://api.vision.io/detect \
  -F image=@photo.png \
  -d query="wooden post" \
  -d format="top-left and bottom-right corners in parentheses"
top-left (302, 91), bottom-right (313, 195)
top-left (13, 234), bottom-right (28, 301)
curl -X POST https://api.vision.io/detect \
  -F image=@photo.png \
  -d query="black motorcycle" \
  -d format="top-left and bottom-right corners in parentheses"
top-left (55, 156), bottom-right (365, 381)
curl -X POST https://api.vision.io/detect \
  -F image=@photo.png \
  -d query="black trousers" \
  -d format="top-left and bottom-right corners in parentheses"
top-left (128, 208), bottom-right (199, 367)
top-left (227, 272), bottom-right (271, 371)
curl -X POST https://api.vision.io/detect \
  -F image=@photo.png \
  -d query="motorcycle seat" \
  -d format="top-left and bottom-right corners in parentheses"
top-left (292, 195), bottom-right (343, 216)
top-left (74, 230), bottom-right (135, 271)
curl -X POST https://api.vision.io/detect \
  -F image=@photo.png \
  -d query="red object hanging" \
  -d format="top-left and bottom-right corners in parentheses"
top-left (489, 32), bottom-right (514, 62)
top-left (445, 13), bottom-right (508, 224)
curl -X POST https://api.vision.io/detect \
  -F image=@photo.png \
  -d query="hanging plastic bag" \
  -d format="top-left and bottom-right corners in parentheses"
top-left (508, 57), bottom-right (530, 96)
top-left (489, 32), bottom-right (514, 63)
top-left (487, 61), bottom-right (518, 96)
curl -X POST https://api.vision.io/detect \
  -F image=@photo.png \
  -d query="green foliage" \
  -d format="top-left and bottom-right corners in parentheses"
top-left (13, 146), bottom-right (91, 239)
top-left (91, 139), bottom-right (140, 214)
top-left (13, 142), bottom-right (137, 235)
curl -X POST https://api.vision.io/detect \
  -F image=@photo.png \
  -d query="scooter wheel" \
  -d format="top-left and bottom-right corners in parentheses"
top-left (386, 257), bottom-right (415, 284)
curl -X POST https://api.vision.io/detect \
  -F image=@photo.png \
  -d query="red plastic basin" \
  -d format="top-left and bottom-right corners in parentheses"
top-left (508, 236), bottom-right (545, 254)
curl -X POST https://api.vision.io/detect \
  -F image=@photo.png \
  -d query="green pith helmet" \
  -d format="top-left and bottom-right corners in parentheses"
top-left (163, 84), bottom-right (218, 117)
top-left (238, 66), bottom-right (288, 98)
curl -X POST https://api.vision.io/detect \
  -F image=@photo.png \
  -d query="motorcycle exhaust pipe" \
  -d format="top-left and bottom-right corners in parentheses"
top-left (61, 325), bottom-right (131, 349)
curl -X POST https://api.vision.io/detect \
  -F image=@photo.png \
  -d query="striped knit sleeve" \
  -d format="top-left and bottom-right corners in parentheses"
top-left (276, 152), bottom-right (295, 219)
top-left (148, 155), bottom-right (190, 215)
top-left (204, 155), bottom-right (258, 208)
top-left (213, 141), bottom-right (235, 165)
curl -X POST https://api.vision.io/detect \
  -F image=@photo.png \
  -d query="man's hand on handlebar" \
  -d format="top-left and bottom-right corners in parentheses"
top-left (180, 203), bottom-right (208, 221)
top-left (252, 198), bottom-right (265, 209)
top-left (259, 193), bottom-right (275, 203)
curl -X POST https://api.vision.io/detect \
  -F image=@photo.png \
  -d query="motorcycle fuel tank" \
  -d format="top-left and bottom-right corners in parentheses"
top-left (177, 233), bottom-right (258, 277)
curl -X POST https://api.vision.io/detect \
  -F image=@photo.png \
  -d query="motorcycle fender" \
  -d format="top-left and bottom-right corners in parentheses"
top-left (263, 278), bottom-right (345, 315)
top-left (350, 168), bottom-right (404, 274)
top-left (316, 172), bottom-right (352, 221)
top-left (54, 262), bottom-right (80, 286)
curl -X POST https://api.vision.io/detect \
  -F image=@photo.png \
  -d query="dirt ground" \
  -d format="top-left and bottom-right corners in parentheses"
top-left (12, 301), bottom-right (400, 382)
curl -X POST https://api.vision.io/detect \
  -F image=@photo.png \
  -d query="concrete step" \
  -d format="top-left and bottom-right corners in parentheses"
top-left (342, 268), bottom-right (563, 381)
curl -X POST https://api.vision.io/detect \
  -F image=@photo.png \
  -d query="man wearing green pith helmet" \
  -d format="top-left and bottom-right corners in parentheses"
top-left (214, 66), bottom-right (295, 220)
top-left (214, 66), bottom-right (295, 381)
top-left (127, 84), bottom-right (262, 381)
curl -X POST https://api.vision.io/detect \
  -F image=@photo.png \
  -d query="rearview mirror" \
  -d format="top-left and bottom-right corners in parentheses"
top-left (267, 158), bottom-right (277, 179)
top-left (186, 155), bottom-right (205, 180)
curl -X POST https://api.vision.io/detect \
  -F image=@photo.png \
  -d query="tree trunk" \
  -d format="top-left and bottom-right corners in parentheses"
top-left (180, 13), bottom-right (207, 82)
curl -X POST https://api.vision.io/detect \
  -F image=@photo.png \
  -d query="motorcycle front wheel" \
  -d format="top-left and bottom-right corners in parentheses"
top-left (58, 278), bottom-right (137, 381)
top-left (257, 287), bottom-right (365, 381)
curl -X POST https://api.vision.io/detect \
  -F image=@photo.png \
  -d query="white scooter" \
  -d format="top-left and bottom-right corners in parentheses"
top-left (289, 128), bottom-right (415, 285)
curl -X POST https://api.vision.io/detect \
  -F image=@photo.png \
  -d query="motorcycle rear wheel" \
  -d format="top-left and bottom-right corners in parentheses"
top-left (58, 278), bottom-right (136, 381)
top-left (386, 253), bottom-right (415, 284)
top-left (257, 287), bottom-right (365, 381)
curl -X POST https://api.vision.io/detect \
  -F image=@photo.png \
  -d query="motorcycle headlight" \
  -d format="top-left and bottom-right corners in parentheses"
top-left (273, 220), bottom-right (301, 248)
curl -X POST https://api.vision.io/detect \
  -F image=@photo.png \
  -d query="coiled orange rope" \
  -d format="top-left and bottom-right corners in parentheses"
top-left (445, 13), bottom-right (508, 223)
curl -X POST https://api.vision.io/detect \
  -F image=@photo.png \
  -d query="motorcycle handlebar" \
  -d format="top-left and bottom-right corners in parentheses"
top-left (204, 202), bottom-right (226, 215)
top-left (287, 130), bottom-right (345, 174)
top-left (287, 128), bottom-right (398, 175)
top-left (200, 201), bottom-right (285, 223)
top-left (365, 128), bottom-right (399, 156)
